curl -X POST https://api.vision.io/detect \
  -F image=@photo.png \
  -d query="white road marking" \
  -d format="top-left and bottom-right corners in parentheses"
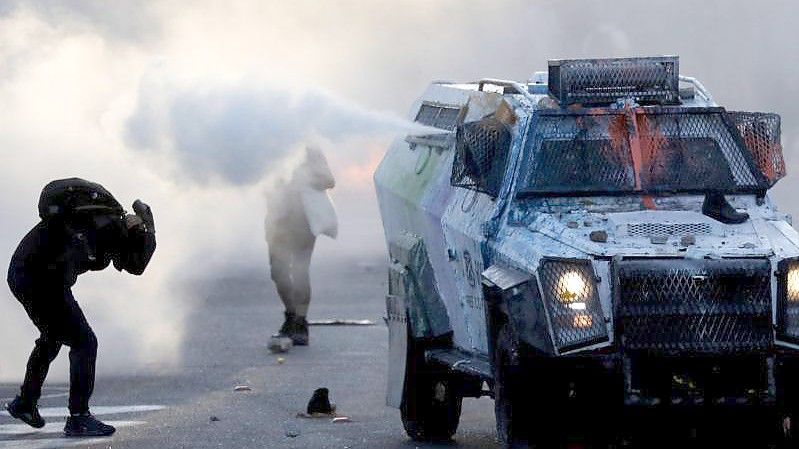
top-left (0, 405), bottom-right (165, 418)
top-left (0, 420), bottom-right (144, 435)
top-left (0, 438), bottom-right (110, 449)
top-left (0, 404), bottom-right (166, 449)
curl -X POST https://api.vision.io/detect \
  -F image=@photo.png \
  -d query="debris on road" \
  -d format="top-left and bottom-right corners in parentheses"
top-left (209, 416), bottom-right (220, 422)
top-left (234, 385), bottom-right (252, 392)
top-left (285, 427), bottom-right (300, 438)
top-left (277, 357), bottom-right (286, 364)
top-left (307, 387), bottom-right (335, 415)
top-left (307, 319), bottom-right (375, 326)
top-left (296, 411), bottom-right (336, 419)
top-left (331, 416), bottom-right (351, 424)
top-left (268, 335), bottom-right (294, 353)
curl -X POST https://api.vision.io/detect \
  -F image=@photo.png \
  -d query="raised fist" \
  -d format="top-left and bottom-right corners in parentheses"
top-left (132, 200), bottom-right (155, 233)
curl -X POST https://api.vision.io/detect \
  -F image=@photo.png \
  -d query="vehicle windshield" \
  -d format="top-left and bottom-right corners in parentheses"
top-left (518, 107), bottom-right (778, 197)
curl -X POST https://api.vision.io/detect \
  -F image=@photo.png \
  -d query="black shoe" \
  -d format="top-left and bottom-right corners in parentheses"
top-left (64, 414), bottom-right (116, 437)
top-left (702, 192), bottom-right (749, 224)
top-left (291, 317), bottom-right (309, 346)
top-left (307, 388), bottom-right (334, 415)
top-left (4, 396), bottom-right (45, 429)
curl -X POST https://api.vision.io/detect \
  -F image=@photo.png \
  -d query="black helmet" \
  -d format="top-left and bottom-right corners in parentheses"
top-left (38, 178), bottom-right (124, 220)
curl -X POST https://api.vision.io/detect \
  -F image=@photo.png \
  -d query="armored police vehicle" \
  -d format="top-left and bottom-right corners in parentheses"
top-left (375, 56), bottom-right (798, 446)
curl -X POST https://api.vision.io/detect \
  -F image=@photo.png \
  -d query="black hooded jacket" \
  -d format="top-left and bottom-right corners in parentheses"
top-left (7, 214), bottom-right (156, 296)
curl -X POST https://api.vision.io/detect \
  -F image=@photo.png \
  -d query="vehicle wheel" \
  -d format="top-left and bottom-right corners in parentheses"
top-left (399, 338), bottom-right (462, 442)
top-left (493, 324), bottom-right (542, 449)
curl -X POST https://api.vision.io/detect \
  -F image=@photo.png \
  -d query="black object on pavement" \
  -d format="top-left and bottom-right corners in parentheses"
top-left (307, 388), bottom-right (334, 415)
top-left (4, 396), bottom-right (45, 428)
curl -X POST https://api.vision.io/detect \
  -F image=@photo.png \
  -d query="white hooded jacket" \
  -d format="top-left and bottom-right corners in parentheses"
top-left (265, 147), bottom-right (338, 241)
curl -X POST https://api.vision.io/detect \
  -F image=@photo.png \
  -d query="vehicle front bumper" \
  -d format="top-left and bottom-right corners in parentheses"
top-left (533, 346), bottom-right (799, 410)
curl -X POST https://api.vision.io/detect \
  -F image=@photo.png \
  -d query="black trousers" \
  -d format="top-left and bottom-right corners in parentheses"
top-left (10, 282), bottom-right (97, 415)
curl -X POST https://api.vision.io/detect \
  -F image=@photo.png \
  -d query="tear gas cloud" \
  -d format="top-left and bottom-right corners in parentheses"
top-left (125, 72), bottom-right (429, 186)
top-left (0, 0), bottom-right (798, 380)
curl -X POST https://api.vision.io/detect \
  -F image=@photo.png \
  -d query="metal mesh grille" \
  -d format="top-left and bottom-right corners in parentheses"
top-left (524, 113), bottom-right (635, 193)
top-left (538, 259), bottom-right (608, 352)
top-left (521, 108), bottom-right (768, 196)
top-left (451, 114), bottom-right (512, 197)
top-left (549, 57), bottom-right (679, 106)
top-left (627, 222), bottom-right (712, 237)
top-left (728, 111), bottom-right (785, 186)
top-left (415, 104), bottom-right (461, 131)
top-left (617, 259), bottom-right (772, 352)
top-left (636, 111), bottom-right (759, 189)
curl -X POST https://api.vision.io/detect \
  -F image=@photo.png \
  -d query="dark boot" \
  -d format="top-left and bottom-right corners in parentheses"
top-left (290, 316), bottom-right (309, 346)
top-left (4, 396), bottom-right (45, 428)
top-left (702, 192), bottom-right (749, 224)
top-left (273, 312), bottom-right (296, 338)
top-left (64, 414), bottom-right (116, 437)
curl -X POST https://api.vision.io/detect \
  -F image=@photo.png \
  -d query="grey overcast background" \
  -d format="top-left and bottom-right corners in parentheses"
top-left (0, 0), bottom-right (797, 381)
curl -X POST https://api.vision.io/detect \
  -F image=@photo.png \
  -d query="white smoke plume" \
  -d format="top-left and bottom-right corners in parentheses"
top-left (124, 70), bottom-right (425, 186)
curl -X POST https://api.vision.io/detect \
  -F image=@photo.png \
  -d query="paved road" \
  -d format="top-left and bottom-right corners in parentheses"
top-left (0, 254), bottom-right (501, 449)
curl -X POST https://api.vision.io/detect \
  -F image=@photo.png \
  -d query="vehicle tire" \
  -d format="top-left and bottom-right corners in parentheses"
top-left (493, 324), bottom-right (543, 449)
top-left (399, 337), bottom-right (462, 442)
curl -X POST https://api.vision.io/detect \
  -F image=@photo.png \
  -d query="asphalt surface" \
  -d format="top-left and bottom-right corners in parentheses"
top-left (0, 254), bottom-right (502, 449)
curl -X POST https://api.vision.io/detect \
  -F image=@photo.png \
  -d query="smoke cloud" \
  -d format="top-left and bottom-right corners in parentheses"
top-left (0, 0), bottom-right (798, 381)
top-left (125, 71), bottom-right (420, 186)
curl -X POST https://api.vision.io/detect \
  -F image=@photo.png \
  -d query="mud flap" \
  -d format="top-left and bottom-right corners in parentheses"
top-left (388, 232), bottom-right (451, 339)
top-left (386, 233), bottom-right (452, 408)
top-left (386, 292), bottom-right (408, 408)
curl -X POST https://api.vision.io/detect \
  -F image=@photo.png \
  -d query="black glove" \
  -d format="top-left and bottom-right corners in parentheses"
top-left (132, 199), bottom-right (155, 234)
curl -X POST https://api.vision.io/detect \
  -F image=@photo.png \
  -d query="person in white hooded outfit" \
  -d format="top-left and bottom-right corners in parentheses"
top-left (265, 146), bottom-right (337, 345)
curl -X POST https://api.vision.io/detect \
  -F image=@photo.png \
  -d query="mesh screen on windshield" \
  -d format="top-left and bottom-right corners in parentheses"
top-left (521, 108), bottom-right (769, 196)
top-left (525, 114), bottom-right (634, 193)
top-left (636, 112), bottom-right (758, 188)
top-left (641, 137), bottom-right (737, 189)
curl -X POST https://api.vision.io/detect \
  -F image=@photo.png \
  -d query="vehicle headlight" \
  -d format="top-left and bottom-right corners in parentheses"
top-left (787, 266), bottom-right (799, 302)
top-left (778, 258), bottom-right (799, 342)
top-left (558, 271), bottom-right (588, 303)
top-left (539, 258), bottom-right (608, 352)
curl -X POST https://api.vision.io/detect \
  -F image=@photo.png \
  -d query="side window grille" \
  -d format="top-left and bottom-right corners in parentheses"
top-left (415, 104), bottom-right (461, 131)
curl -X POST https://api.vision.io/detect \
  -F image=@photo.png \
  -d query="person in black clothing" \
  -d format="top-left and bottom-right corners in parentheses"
top-left (4, 178), bottom-right (156, 437)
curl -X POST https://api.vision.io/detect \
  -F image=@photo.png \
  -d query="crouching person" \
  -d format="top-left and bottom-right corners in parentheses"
top-left (4, 178), bottom-right (156, 437)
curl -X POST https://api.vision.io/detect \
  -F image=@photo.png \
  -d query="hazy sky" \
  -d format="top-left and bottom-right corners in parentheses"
top-left (0, 0), bottom-right (797, 379)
